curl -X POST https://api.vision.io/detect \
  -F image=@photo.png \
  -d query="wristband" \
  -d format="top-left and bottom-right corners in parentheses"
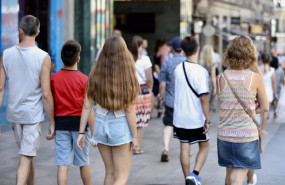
top-left (205, 120), bottom-right (211, 124)
top-left (79, 132), bottom-right (85, 134)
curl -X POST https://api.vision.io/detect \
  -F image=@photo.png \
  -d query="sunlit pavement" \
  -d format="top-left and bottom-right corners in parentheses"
top-left (0, 108), bottom-right (284, 185)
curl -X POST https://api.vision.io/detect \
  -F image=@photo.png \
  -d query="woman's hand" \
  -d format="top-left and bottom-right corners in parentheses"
top-left (77, 134), bottom-right (85, 151)
top-left (131, 137), bottom-right (139, 152)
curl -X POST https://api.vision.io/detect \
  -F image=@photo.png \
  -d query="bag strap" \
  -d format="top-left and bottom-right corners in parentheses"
top-left (182, 62), bottom-right (199, 98)
top-left (222, 72), bottom-right (262, 153)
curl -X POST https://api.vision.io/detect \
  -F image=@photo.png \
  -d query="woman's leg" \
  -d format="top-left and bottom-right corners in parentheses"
top-left (230, 168), bottom-right (248, 185)
top-left (98, 144), bottom-right (115, 185)
top-left (112, 143), bottom-right (132, 185)
top-left (247, 169), bottom-right (255, 184)
top-left (135, 127), bottom-right (144, 153)
top-left (225, 168), bottom-right (232, 185)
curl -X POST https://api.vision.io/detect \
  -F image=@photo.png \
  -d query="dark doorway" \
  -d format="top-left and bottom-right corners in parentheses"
top-left (19, 0), bottom-right (50, 53)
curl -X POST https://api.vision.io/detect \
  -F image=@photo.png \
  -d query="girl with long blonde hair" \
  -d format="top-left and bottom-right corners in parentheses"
top-left (77, 35), bottom-right (140, 185)
top-left (200, 45), bottom-right (217, 111)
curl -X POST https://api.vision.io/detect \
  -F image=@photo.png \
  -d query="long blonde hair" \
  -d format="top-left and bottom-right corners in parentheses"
top-left (200, 45), bottom-right (215, 68)
top-left (87, 35), bottom-right (140, 111)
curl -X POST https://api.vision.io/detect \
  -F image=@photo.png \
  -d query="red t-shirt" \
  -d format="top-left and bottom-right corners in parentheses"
top-left (51, 69), bottom-right (88, 131)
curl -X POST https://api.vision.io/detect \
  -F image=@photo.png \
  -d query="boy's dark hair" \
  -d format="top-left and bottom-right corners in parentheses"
top-left (180, 36), bottom-right (199, 57)
top-left (61, 40), bottom-right (81, 66)
top-left (19, 15), bottom-right (40, 36)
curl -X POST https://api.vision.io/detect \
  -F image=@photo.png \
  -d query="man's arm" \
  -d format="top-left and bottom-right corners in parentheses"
top-left (0, 55), bottom-right (6, 108)
top-left (159, 81), bottom-right (166, 108)
top-left (200, 95), bottom-right (210, 134)
top-left (41, 55), bottom-right (55, 140)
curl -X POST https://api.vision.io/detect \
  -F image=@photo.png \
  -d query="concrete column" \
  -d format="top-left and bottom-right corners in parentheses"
top-left (74, 0), bottom-right (91, 75)
top-left (62, 0), bottom-right (74, 42)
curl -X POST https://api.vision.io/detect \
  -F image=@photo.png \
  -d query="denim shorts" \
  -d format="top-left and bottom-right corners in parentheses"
top-left (217, 139), bottom-right (261, 169)
top-left (91, 112), bottom-right (132, 146)
top-left (54, 130), bottom-right (90, 166)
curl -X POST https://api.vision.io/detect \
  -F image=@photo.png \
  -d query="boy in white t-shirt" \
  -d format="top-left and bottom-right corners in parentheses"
top-left (173, 36), bottom-right (210, 185)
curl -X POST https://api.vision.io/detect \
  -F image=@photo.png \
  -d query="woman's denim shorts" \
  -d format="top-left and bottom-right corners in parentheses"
top-left (217, 139), bottom-right (261, 169)
top-left (91, 112), bottom-right (133, 146)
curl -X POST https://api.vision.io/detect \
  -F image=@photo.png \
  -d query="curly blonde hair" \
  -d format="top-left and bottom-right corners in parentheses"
top-left (223, 36), bottom-right (257, 70)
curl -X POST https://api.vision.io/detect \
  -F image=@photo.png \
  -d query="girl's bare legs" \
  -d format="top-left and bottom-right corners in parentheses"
top-left (98, 144), bottom-right (115, 185)
top-left (98, 143), bottom-right (132, 185)
top-left (112, 143), bottom-right (132, 185)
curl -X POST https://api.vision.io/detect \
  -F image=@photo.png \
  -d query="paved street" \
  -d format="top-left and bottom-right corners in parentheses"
top-left (0, 108), bottom-right (285, 185)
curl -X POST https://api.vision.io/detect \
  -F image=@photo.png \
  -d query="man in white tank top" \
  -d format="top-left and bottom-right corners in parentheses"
top-left (0, 15), bottom-right (55, 185)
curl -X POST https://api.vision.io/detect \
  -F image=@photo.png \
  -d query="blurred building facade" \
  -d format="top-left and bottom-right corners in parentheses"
top-left (193, 0), bottom-right (274, 57)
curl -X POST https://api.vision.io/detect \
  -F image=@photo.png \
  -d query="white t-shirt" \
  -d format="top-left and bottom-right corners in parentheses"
top-left (173, 61), bottom-right (209, 129)
top-left (135, 55), bottom-right (152, 84)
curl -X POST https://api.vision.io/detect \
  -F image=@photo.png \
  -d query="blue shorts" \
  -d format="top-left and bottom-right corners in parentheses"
top-left (55, 130), bottom-right (90, 166)
top-left (217, 139), bottom-right (261, 169)
top-left (91, 112), bottom-right (132, 146)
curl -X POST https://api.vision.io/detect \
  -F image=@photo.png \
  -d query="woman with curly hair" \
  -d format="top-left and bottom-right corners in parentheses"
top-left (217, 36), bottom-right (269, 185)
top-left (77, 35), bottom-right (140, 185)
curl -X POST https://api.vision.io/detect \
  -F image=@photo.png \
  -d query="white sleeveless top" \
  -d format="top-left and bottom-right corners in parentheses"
top-left (262, 67), bottom-right (274, 103)
top-left (3, 45), bottom-right (47, 124)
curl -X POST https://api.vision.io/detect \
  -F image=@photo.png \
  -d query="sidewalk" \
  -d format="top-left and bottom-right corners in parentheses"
top-left (0, 110), bottom-right (284, 185)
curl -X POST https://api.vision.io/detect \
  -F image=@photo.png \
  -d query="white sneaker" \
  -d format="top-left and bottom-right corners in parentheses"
top-left (247, 173), bottom-right (257, 185)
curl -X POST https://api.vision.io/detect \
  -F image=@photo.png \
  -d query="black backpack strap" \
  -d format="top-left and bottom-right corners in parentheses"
top-left (182, 62), bottom-right (199, 98)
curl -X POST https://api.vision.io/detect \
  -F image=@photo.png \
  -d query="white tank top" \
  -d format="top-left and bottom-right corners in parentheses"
top-left (3, 45), bottom-right (47, 124)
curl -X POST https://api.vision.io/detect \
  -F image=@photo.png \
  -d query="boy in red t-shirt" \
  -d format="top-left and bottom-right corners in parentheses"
top-left (50, 40), bottom-right (94, 185)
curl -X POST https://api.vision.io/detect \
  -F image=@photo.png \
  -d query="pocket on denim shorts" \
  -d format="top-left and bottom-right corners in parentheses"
top-left (109, 121), bottom-right (127, 139)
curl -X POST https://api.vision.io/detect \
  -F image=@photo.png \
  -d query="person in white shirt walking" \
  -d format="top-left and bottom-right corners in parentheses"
top-left (173, 36), bottom-right (210, 185)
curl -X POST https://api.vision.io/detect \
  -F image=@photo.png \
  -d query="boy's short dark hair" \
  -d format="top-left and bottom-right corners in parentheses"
top-left (19, 15), bottom-right (40, 36)
top-left (61, 40), bottom-right (81, 66)
top-left (180, 36), bottom-right (199, 57)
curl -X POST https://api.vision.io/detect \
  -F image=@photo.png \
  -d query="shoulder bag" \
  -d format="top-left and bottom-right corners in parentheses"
top-left (182, 62), bottom-right (199, 98)
top-left (222, 72), bottom-right (262, 153)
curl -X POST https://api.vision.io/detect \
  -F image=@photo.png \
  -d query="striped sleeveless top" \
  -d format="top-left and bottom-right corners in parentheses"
top-left (218, 70), bottom-right (258, 143)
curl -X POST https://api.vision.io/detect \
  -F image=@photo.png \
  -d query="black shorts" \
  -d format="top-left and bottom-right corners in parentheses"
top-left (162, 105), bottom-right (173, 126)
top-left (173, 126), bottom-right (209, 144)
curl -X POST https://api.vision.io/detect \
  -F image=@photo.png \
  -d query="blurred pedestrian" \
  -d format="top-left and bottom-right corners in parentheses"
top-left (0, 15), bottom-right (55, 185)
top-left (217, 36), bottom-right (269, 185)
top-left (173, 36), bottom-right (210, 185)
top-left (51, 40), bottom-right (95, 185)
top-left (158, 36), bottom-right (185, 162)
top-left (270, 51), bottom-right (279, 70)
top-left (200, 45), bottom-right (217, 112)
top-left (154, 39), bottom-right (171, 66)
top-left (259, 53), bottom-right (278, 135)
top-left (273, 63), bottom-right (285, 118)
top-left (129, 36), bottom-right (153, 154)
top-left (77, 35), bottom-right (140, 185)
top-left (140, 39), bottom-right (148, 56)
